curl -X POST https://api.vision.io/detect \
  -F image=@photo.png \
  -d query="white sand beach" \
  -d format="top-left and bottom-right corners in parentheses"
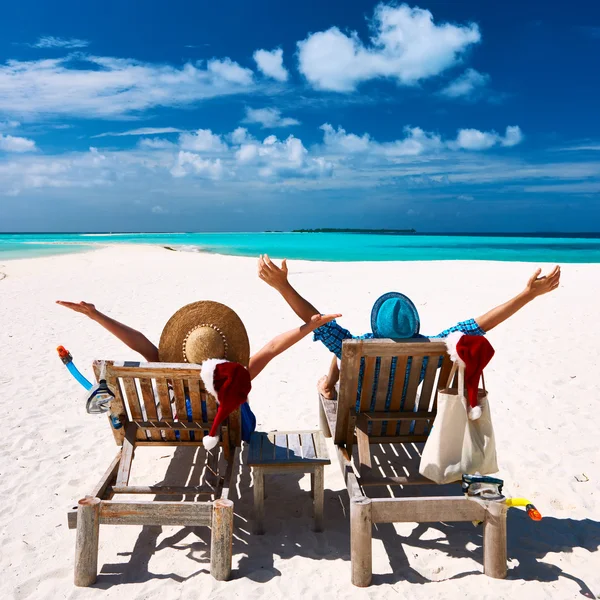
top-left (0, 245), bottom-right (598, 600)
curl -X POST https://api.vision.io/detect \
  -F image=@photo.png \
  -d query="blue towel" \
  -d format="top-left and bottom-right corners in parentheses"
top-left (241, 402), bottom-right (257, 443)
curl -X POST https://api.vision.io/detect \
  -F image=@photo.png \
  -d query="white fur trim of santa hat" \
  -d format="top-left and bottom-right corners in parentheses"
top-left (200, 359), bottom-right (229, 451)
top-left (445, 331), bottom-right (466, 367)
top-left (200, 358), bottom-right (229, 400)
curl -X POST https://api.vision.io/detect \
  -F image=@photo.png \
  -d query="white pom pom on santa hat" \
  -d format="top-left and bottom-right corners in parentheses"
top-left (469, 405), bottom-right (483, 421)
top-left (200, 358), bottom-right (251, 452)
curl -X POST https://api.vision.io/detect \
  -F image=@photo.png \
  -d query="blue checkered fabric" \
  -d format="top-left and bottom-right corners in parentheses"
top-left (313, 318), bottom-right (485, 413)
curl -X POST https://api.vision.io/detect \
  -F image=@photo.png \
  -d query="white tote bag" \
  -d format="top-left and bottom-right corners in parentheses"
top-left (419, 363), bottom-right (498, 484)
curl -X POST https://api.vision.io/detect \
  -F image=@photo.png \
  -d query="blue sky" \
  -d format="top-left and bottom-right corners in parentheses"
top-left (1, 0), bottom-right (599, 232)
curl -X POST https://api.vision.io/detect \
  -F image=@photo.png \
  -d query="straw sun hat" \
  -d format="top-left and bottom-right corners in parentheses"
top-left (158, 301), bottom-right (250, 366)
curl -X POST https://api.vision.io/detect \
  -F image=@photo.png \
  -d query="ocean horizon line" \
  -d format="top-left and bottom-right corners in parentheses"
top-left (2, 231), bottom-right (600, 239)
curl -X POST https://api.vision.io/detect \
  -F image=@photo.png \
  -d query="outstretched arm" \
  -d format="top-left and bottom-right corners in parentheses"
top-left (56, 301), bottom-right (160, 362)
top-left (475, 266), bottom-right (561, 332)
top-left (258, 255), bottom-right (320, 323)
top-left (248, 313), bottom-right (341, 380)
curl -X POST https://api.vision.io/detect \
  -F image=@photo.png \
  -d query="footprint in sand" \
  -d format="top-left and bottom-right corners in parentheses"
top-left (0, 272), bottom-right (6, 281)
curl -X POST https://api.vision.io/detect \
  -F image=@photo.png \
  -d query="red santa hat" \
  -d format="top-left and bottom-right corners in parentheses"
top-left (445, 332), bottom-right (495, 420)
top-left (200, 358), bottom-right (251, 450)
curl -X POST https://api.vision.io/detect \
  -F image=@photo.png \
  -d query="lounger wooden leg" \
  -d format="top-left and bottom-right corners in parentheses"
top-left (350, 497), bottom-right (372, 587)
top-left (74, 496), bottom-right (101, 587)
top-left (319, 398), bottom-right (331, 438)
top-left (210, 499), bottom-right (234, 581)
top-left (483, 501), bottom-right (508, 579)
top-left (313, 466), bottom-right (324, 532)
top-left (252, 467), bottom-right (265, 535)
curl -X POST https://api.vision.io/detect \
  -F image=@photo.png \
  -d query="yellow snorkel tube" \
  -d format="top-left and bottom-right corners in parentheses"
top-left (504, 497), bottom-right (542, 521)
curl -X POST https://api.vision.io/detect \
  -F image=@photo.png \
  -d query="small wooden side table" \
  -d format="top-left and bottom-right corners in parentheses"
top-left (248, 430), bottom-right (331, 533)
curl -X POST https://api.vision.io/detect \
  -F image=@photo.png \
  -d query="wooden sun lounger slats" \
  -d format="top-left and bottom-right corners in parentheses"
top-left (372, 356), bottom-right (392, 435)
top-left (110, 362), bottom-right (204, 378)
top-left (247, 432), bottom-right (329, 465)
top-left (138, 379), bottom-right (162, 440)
top-left (187, 378), bottom-right (203, 422)
top-left (111, 485), bottom-right (215, 496)
top-left (359, 356), bottom-right (376, 412)
top-left (364, 410), bottom-right (436, 421)
top-left (301, 433), bottom-right (316, 460)
top-left (413, 354), bottom-right (441, 435)
top-left (171, 378), bottom-right (190, 441)
top-left (399, 356), bottom-right (423, 435)
top-left (121, 378), bottom-right (148, 441)
top-left (288, 432), bottom-right (302, 459)
top-left (99, 500), bottom-right (213, 527)
top-left (334, 343), bottom-right (361, 445)
top-left (131, 420), bottom-right (212, 431)
top-left (357, 339), bottom-right (448, 356)
top-left (385, 355), bottom-right (408, 435)
top-left (155, 377), bottom-right (176, 440)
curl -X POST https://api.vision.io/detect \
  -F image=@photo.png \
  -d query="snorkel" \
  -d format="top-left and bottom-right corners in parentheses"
top-left (57, 345), bottom-right (92, 390)
top-left (462, 474), bottom-right (542, 521)
top-left (57, 346), bottom-right (121, 427)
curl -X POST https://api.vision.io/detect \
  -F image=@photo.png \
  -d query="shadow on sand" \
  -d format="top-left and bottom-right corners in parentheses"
top-left (89, 445), bottom-right (599, 596)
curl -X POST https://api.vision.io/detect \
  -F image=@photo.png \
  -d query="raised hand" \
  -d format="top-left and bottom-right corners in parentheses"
top-left (258, 254), bottom-right (289, 290)
top-left (525, 265), bottom-right (561, 297)
top-left (307, 313), bottom-right (342, 330)
top-left (56, 300), bottom-right (99, 320)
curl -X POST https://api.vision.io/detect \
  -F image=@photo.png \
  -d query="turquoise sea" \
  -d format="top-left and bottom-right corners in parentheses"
top-left (1, 232), bottom-right (600, 263)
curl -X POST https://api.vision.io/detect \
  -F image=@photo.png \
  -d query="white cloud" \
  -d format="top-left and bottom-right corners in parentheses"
top-left (234, 133), bottom-right (333, 178)
top-left (320, 124), bottom-right (372, 153)
top-left (561, 144), bottom-right (600, 151)
top-left (454, 126), bottom-right (523, 150)
top-left (206, 58), bottom-right (253, 85)
top-left (0, 147), bottom-right (110, 193)
top-left (92, 127), bottom-right (184, 139)
top-left (0, 120), bottom-right (21, 131)
top-left (0, 54), bottom-right (257, 119)
top-left (0, 134), bottom-right (36, 152)
top-left (178, 129), bottom-right (228, 152)
top-left (243, 107), bottom-right (300, 128)
top-left (454, 129), bottom-right (497, 150)
top-left (170, 151), bottom-right (224, 179)
top-left (253, 48), bottom-right (289, 81)
top-left (319, 123), bottom-right (522, 162)
top-left (0, 122), bottom-right (534, 197)
top-left (297, 3), bottom-right (480, 91)
top-left (151, 205), bottom-right (168, 214)
top-left (138, 138), bottom-right (177, 149)
top-left (440, 68), bottom-right (489, 98)
top-left (229, 127), bottom-right (251, 145)
top-left (502, 125), bottom-right (523, 147)
top-left (382, 127), bottom-right (444, 156)
top-left (30, 36), bottom-right (89, 49)
top-left (320, 123), bottom-right (443, 156)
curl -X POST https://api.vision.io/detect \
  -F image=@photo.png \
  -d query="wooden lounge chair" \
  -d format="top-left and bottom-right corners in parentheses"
top-left (67, 360), bottom-right (240, 586)
top-left (318, 339), bottom-right (508, 587)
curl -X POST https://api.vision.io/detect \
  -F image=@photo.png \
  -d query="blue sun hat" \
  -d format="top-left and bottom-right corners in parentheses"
top-left (370, 292), bottom-right (420, 339)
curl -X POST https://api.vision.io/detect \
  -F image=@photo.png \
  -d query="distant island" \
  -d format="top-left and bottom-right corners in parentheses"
top-left (291, 228), bottom-right (417, 235)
